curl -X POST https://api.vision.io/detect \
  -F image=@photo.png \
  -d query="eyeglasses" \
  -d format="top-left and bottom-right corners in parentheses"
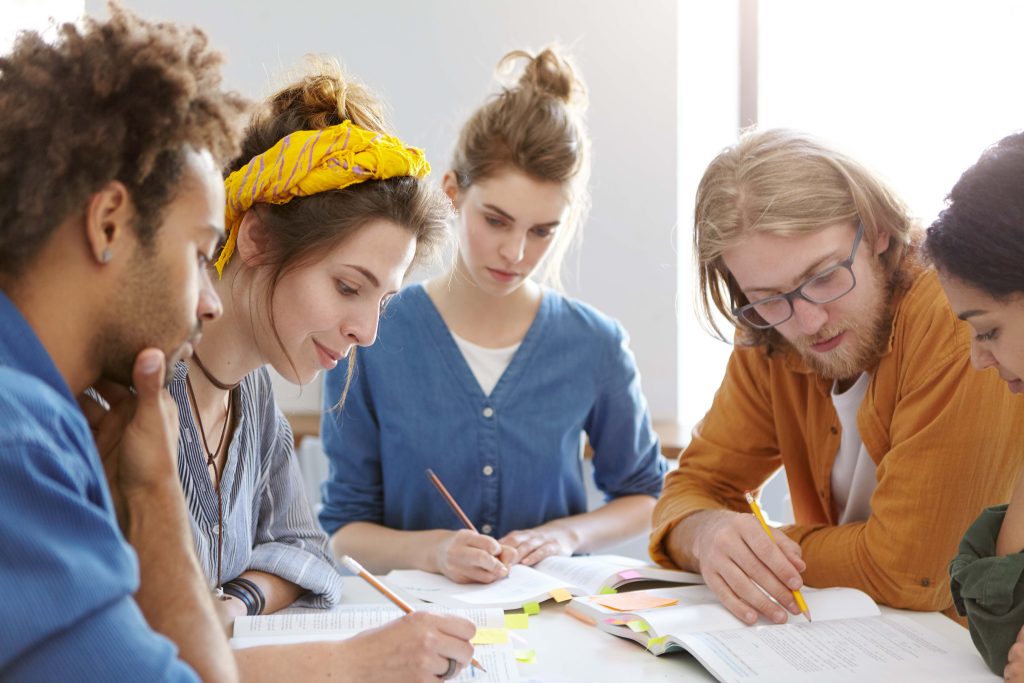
top-left (732, 221), bottom-right (864, 330)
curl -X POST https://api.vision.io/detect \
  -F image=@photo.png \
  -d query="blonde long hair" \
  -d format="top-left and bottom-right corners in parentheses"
top-left (694, 128), bottom-right (918, 346)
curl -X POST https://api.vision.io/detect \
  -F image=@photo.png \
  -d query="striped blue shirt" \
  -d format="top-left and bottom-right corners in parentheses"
top-left (0, 291), bottom-right (197, 681)
top-left (171, 363), bottom-right (343, 606)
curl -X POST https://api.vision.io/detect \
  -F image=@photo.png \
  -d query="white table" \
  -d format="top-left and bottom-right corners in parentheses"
top-left (329, 578), bottom-right (996, 682)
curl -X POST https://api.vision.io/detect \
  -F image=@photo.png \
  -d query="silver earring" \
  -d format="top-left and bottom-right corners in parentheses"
top-left (100, 248), bottom-right (112, 264)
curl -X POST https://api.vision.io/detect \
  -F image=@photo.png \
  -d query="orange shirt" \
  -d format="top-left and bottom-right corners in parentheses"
top-left (651, 266), bottom-right (1024, 619)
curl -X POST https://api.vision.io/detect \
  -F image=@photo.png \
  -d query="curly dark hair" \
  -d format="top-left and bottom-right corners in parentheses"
top-left (0, 4), bottom-right (249, 283)
top-left (924, 131), bottom-right (1024, 299)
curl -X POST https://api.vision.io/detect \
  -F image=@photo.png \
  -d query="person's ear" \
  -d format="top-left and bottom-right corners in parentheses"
top-left (84, 180), bottom-right (134, 266)
top-left (874, 227), bottom-right (891, 256)
top-left (235, 208), bottom-right (272, 266)
top-left (441, 171), bottom-right (462, 211)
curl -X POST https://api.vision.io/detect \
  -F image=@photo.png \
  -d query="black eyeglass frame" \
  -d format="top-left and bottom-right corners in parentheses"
top-left (732, 221), bottom-right (865, 330)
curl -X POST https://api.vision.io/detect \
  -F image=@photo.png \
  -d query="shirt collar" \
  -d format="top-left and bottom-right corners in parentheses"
top-left (0, 289), bottom-right (76, 406)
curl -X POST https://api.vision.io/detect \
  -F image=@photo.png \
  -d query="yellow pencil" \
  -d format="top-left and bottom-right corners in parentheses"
top-left (744, 491), bottom-right (813, 622)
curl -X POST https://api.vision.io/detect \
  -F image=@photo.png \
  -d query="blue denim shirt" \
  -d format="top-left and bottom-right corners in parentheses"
top-left (319, 285), bottom-right (665, 539)
top-left (0, 291), bottom-right (197, 681)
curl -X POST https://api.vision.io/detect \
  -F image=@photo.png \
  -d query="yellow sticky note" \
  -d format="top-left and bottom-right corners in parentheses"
top-left (523, 601), bottom-right (541, 615)
top-left (471, 628), bottom-right (510, 645)
top-left (514, 648), bottom-right (537, 664)
top-left (647, 636), bottom-right (668, 647)
top-left (594, 592), bottom-right (678, 612)
top-left (549, 588), bottom-right (573, 603)
top-left (626, 620), bottom-right (649, 632)
top-left (599, 586), bottom-right (618, 595)
top-left (504, 613), bottom-right (529, 629)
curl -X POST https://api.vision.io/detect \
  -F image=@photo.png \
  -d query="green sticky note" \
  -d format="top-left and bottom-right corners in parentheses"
top-left (626, 620), bottom-right (649, 632)
top-left (599, 586), bottom-right (618, 595)
top-left (523, 601), bottom-right (541, 615)
top-left (514, 648), bottom-right (537, 664)
top-left (504, 613), bottom-right (529, 629)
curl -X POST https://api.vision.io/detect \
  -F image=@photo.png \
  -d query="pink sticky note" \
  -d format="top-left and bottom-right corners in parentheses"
top-left (617, 570), bottom-right (643, 580)
top-left (594, 592), bottom-right (678, 612)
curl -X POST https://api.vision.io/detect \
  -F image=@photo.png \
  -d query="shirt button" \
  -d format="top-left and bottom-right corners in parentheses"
top-left (482, 465), bottom-right (494, 476)
top-left (920, 578), bottom-right (931, 587)
top-left (830, 426), bottom-right (838, 435)
top-left (481, 524), bottom-right (493, 534)
top-left (212, 525), bottom-right (220, 536)
top-left (482, 406), bottom-right (494, 418)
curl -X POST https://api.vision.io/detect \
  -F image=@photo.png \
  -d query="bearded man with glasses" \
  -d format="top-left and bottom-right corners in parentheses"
top-left (650, 128), bottom-right (1024, 626)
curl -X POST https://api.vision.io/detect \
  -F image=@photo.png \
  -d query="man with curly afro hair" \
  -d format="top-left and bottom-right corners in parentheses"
top-left (0, 5), bottom-right (248, 681)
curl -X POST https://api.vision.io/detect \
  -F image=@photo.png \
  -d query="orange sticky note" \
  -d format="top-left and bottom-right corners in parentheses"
top-left (549, 587), bottom-right (573, 603)
top-left (594, 592), bottom-right (678, 612)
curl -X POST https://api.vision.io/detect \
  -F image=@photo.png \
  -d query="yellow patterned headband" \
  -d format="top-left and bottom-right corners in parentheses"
top-left (215, 120), bottom-right (431, 276)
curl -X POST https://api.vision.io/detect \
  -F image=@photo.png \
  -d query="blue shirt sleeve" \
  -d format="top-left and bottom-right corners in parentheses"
top-left (0, 432), bottom-right (199, 682)
top-left (585, 321), bottom-right (666, 501)
top-left (319, 353), bottom-right (385, 535)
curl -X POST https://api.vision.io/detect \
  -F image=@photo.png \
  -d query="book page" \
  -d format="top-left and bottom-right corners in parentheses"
top-left (571, 585), bottom-right (880, 638)
top-left (234, 604), bottom-right (504, 640)
top-left (387, 565), bottom-right (570, 608)
top-left (535, 554), bottom-right (702, 594)
top-left (678, 615), bottom-right (992, 683)
top-left (533, 555), bottom-right (645, 594)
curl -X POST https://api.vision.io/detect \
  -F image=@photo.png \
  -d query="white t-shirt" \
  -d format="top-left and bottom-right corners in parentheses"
top-left (450, 331), bottom-right (521, 397)
top-left (829, 373), bottom-right (877, 525)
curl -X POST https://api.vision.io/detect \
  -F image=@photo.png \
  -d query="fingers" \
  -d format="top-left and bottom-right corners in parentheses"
top-left (777, 533), bottom-right (807, 572)
top-left (132, 349), bottom-right (167, 399)
top-left (696, 511), bottom-right (806, 624)
top-left (497, 544), bottom-right (519, 567)
top-left (501, 528), bottom-right (572, 566)
top-left (517, 539), bottom-right (557, 566)
top-left (442, 530), bottom-right (509, 583)
top-left (401, 613), bottom-right (475, 680)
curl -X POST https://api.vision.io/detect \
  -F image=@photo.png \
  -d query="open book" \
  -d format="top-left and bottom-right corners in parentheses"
top-left (231, 604), bottom-right (519, 682)
top-left (566, 585), bottom-right (992, 683)
top-left (386, 554), bottom-right (702, 610)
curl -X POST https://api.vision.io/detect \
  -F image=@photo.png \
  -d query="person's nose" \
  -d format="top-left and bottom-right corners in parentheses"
top-left (970, 339), bottom-right (997, 371)
top-left (790, 296), bottom-right (828, 336)
top-left (197, 266), bottom-right (222, 322)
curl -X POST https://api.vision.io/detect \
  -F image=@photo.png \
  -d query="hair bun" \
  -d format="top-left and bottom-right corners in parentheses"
top-left (499, 47), bottom-right (585, 107)
top-left (228, 56), bottom-right (391, 174)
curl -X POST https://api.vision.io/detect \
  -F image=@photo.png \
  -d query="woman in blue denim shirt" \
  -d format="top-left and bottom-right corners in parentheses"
top-left (320, 46), bottom-right (666, 585)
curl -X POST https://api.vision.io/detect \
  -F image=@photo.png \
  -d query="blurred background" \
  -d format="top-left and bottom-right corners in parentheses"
top-left (7, 0), bottom-right (1024, 549)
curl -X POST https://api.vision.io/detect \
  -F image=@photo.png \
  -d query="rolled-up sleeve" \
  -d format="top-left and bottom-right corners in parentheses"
top-left (950, 504), bottom-right (1024, 676)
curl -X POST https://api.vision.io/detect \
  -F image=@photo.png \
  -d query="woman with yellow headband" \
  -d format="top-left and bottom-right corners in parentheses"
top-left (171, 59), bottom-right (475, 681)
top-left (321, 47), bottom-right (666, 583)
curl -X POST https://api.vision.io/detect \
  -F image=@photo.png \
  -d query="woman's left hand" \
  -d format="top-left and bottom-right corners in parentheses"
top-left (498, 524), bottom-right (578, 566)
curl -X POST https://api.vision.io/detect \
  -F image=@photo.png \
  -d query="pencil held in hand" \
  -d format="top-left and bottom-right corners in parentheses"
top-left (339, 555), bottom-right (486, 672)
top-left (744, 491), bottom-right (813, 622)
top-left (426, 468), bottom-right (478, 532)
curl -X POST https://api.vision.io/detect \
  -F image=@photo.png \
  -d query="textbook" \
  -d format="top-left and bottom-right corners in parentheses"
top-left (386, 554), bottom-right (702, 610)
top-left (565, 585), bottom-right (993, 683)
top-left (231, 604), bottom-right (519, 682)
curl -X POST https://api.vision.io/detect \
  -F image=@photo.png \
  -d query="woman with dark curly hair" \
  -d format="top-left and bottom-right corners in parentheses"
top-left (926, 130), bottom-right (1024, 682)
top-left (0, 6), bottom-right (248, 682)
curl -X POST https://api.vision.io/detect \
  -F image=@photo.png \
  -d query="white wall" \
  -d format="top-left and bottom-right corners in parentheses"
top-left (87, 0), bottom-right (680, 422)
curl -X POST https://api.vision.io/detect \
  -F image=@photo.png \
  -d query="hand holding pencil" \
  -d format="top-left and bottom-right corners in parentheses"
top-left (426, 469), bottom-right (519, 584)
top-left (675, 500), bottom-right (809, 625)
top-left (340, 555), bottom-right (484, 676)
top-left (745, 491), bottom-right (812, 622)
